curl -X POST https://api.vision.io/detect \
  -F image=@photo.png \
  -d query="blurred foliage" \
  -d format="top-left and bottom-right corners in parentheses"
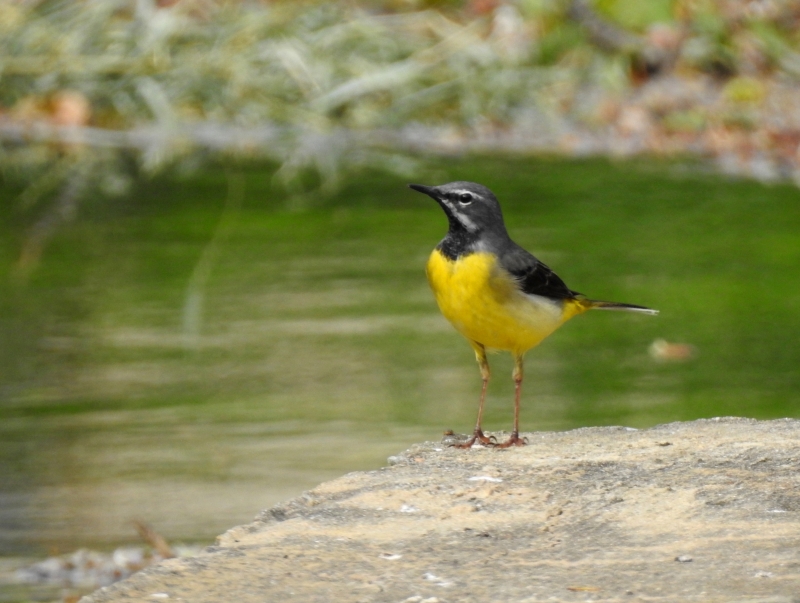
top-left (3, 0), bottom-right (800, 266)
top-left (595, 0), bottom-right (674, 30)
top-left (0, 0), bottom-right (561, 186)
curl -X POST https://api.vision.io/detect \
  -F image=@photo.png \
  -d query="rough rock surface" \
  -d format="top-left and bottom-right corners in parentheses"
top-left (82, 418), bottom-right (800, 603)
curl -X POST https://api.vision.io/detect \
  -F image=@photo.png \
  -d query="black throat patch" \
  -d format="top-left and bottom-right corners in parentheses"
top-left (437, 228), bottom-right (481, 261)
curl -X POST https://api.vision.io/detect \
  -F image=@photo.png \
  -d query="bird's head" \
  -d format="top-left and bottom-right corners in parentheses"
top-left (408, 181), bottom-right (506, 237)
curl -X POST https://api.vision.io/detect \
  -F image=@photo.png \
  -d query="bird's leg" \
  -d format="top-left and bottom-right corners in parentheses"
top-left (453, 343), bottom-right (496, 448)
top-left (497, 354), bottom-right (527, 448)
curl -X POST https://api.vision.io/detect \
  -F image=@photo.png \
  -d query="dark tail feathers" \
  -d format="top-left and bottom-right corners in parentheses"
top-left (589, 300), bottom-right (659, 316)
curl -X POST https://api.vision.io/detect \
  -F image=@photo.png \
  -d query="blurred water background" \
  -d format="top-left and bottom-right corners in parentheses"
top-left (4, 154), bottom-right (800, 556)
top-left (2, 0), bottom-right (800, 600)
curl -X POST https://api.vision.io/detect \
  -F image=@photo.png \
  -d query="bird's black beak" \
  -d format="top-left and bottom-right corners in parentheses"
top-left (408, 183), bottom-right (439, 199)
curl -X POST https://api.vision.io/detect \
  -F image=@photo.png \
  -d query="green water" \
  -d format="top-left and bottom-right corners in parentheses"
top-left (1, 156), bottom-right (799, 559)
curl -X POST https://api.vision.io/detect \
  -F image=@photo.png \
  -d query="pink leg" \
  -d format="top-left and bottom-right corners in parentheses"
top-left (453, 343), bottom-right (496, 448)
top-left (497, 354), bottom-right (527, 448)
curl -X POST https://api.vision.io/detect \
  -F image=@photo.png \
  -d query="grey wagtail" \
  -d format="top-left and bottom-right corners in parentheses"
top-left (409, 181), bottom-right (658, 449)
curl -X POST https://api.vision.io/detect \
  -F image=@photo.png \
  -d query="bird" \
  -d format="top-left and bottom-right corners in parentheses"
top-left (409, 181), bottom-right (658, 448)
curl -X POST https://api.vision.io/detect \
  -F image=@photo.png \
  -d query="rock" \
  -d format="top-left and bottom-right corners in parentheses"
top-left (81, 418), bottom-right (800, 602)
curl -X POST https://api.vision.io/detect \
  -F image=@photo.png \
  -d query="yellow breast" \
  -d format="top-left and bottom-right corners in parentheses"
top-left (426, 249), bottom-right (586, 355)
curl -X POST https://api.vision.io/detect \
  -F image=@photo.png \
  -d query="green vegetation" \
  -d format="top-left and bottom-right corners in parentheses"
top-left (4, 0), bottom-right (800, 210)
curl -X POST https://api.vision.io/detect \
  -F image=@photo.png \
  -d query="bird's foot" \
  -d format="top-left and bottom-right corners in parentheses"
top-left (451, 428), bottom-right (497, 449)
top-left (496, 432), bottom-right (527, 448)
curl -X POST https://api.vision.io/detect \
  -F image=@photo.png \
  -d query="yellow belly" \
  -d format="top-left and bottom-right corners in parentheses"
top-left (426, 249), bottom-right (587, 355)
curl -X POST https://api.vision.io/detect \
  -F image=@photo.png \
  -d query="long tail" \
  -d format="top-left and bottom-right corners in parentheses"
top-left (588, 300), bottom-right (659, 315)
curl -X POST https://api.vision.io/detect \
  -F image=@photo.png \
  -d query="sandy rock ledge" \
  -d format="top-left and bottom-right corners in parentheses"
top-left (81, 418), bottom-right (800, 603)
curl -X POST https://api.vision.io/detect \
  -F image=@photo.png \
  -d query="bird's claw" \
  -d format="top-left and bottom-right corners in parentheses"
top-left (495, 432), bottom-right (528, 448)
top-left (450, 429), bottom-right (496, 449)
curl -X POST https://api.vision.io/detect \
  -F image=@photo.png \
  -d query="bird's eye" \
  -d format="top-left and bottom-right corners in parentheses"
top-left (458, 192), bottom-right (473, 205)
